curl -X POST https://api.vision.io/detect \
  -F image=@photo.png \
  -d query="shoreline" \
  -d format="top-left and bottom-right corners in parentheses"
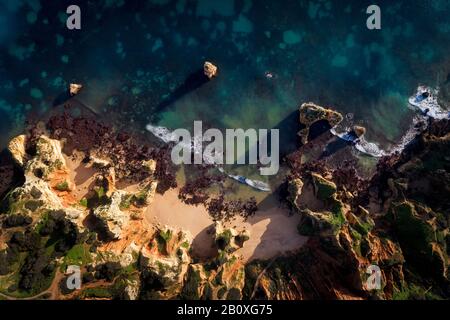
top-left (145, 188), bottom-right (307, 262)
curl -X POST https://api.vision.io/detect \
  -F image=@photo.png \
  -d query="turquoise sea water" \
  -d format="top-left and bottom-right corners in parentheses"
top-left (1, 0), bottom-right (449, 164)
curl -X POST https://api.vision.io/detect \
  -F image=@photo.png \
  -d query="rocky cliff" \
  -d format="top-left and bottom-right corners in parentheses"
top-left (0, 114), bottom-right (249, 300)
top-left (0, 111), bottom-right (448, 300)
top-left (244, 118), bottom-right (449, 300)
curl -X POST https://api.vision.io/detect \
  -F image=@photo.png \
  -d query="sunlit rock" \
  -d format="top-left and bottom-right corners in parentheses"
top-left (204, 61), bottom-right (218, 79)
top-left (69, 83), bottom-right (83, 96)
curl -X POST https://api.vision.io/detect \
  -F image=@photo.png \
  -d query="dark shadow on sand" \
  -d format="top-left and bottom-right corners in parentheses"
top-left (231, 113), bottom-right (341, 262)
top-left (191, 223), bottom-right (218, 262)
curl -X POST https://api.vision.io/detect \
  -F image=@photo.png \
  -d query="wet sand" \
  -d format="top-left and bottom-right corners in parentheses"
top-left (145, 188), bottom-right (307, 262)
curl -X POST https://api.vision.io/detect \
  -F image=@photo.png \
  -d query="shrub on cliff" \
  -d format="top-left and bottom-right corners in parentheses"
top-left (3, 214), bottom-right (32, 228)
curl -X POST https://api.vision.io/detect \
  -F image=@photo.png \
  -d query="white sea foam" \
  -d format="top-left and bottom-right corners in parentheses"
top-left (146, 124), bottom-right (271, 192)
top-left (408, 85), bottom-right (449, 120)
top-left (331, 85), bottom-right (448, 158)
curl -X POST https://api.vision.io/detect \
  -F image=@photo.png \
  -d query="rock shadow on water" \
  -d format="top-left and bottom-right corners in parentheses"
top-left (306, 119), bottom-right (332, 142)
top-left (52, 91), bottom-right (73, 107)
top-left (320, 136), bottom-right (353, 159)
top-left (155, 69), bottom-right (210, 113)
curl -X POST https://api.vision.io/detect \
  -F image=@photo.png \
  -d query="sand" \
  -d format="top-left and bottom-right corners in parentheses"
top-left (145, 188), bottom-right (307, 262)
top-left (65, 151), bottom-right (98, 201)
top-left (64, 150), bottom-right (307, 262)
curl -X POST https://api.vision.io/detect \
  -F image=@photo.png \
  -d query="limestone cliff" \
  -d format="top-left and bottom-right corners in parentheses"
top-left (245, 118), bottom-right (450, 300)
top-left (298, 102), bottom-right (343, 144)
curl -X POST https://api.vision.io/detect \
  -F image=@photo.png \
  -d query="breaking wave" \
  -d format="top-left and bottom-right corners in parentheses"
top-left (332, 85), bottom-right (449, 158)
top-left (145, 124), bottom-right (271, 192)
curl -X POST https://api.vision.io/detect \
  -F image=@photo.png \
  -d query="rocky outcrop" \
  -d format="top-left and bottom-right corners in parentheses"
top-left (287, 178), bottom-right (303, 210)
top-left (352, 126), bottom-right (366, 138)
top-left (3, 134), bottom-right (86, 231)
top-left (93, 191), bottom-right (130, 240)
top-left (298, 103), bottom-right (343, 144)
top-left (204, 61), bottom-right (218, 79)
top-left (25, 135), bottom-right (67, 180)
top-left (123, 279), bottom-right (140, 300)
top-left (90, 155), bottom-right (110, 169)
top-left (181, 223), bottom-right (248, 300)
top-left (8, 134), bottom-right (66, 180)
top-left (69, 83), bottom-right (83, 96)
top-left (253, 118), bottom-right (450, 300)
top-left (215, 222), bottom-right (250, 254)
top-left (311, 172), bottom-right (337, 200)
top-left (8, 135), bottom-right (27, 166)
top-left (0, 118), bottom-right (166, 300)
top-left (391, 201), bottom-right (448, 280)
top-left (139, 227), bottom-right (192, 299)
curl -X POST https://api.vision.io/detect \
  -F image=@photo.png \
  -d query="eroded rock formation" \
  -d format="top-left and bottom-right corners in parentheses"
top-left (298, 102), bottom-right (343, 144)
top-left (204, 61), bottom-right (218, 79)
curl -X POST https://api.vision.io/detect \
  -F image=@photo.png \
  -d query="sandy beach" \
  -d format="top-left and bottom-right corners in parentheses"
top-left (145, 188), bottom-right (307, 262)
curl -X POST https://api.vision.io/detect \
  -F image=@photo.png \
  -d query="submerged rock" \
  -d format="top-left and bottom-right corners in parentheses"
top-left (204, 61), bottom-right (218, 79)
top-left (298, 102), bottom-right (343, 144)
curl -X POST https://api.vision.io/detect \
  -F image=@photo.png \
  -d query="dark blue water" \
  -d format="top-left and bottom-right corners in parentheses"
top-left (1, 0), bottom-right (449, 153)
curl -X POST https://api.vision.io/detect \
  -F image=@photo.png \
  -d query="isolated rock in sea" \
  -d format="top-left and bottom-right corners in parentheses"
top-left (298, 102), bottom-right (343, 144)
top-left (204, 61), bottom-right (218, 79)
top-left (8, 135), bottom-right (28, 166)
top-left (93, 190), bottom-right (130, 240)
top-left (69, 83), bottom-right (83, 96)
top-left (352, 125), bottom-right (366, 137)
